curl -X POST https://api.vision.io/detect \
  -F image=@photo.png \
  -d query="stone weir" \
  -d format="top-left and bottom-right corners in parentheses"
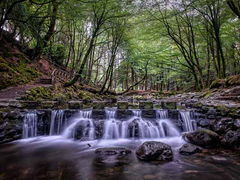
top-left (0, 105), bottom-right (185, 144)
top-left (0, 99), bottom-right (178, 111)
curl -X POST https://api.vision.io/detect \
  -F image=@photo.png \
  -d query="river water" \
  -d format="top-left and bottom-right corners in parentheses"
top-left (0, 136), bottom-right (240, 180)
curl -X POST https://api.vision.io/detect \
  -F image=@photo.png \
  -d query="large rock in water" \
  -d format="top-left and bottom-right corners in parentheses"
top-left (212, 118), bottom-right (234, 134)
top-left (136, 141), bottom-right (173, 161)
top-left (179, 144), bottom-right (202, 155)
top-left (184, 129), bottom-right (220, 148)
top-left (222, 129), bottom-right (240, 148)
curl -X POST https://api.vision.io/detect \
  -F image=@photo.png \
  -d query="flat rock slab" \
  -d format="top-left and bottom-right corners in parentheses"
top-left (95, 147), bottom-right (131, 155)
top-left (179, 144), bottom-right (202, 155)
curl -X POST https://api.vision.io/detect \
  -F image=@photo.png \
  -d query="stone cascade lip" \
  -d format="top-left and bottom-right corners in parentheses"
top-left (0, 99), bottom-right (178, 111)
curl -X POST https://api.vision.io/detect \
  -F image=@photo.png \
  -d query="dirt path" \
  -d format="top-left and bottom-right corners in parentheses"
top-left (0, 84), bottom-right (52, 100)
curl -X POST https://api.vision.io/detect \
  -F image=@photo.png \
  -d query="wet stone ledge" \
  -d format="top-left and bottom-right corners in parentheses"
top-left (117, 110), bottom-right (132, 120)
top-left (141, 110), bottom-right (156, 119)
top-left (0, 109), bottom-right (25, 144)
top-left (139, 101), bottom-right (153, 109)
top-left (68, 101), bottom-right (83, 109)
top-left (117, 101), bottom-right (128, 109)
top-left (168, 110), bottom-right (179, 120)
top-left (92, 109), bottom-right (106, 120)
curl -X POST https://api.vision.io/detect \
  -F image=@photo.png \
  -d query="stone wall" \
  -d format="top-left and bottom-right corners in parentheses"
top-left (0, 109), bottom-right (24, 143)
top-left (185, 102), bottom-right (240, 148)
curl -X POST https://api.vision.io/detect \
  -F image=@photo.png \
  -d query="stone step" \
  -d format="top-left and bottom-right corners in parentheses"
top-left (217, 96), bottom-right (238, 101)
top-left (222, 93), bottom-right (240, 97)
top-left (232, 87), bottom-right (240, 93)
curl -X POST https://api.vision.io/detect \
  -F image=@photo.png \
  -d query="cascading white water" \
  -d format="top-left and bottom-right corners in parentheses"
top-left (180, 111), bottom-right (197, 132)
top-left (21, 108), bottom-right (195, 140)
top-left (102, 109), bottom-right (180, 139)
top-left (50, 110), bottom-right (65, 135)
top-left (22, 112), bottom-right (38, 138)
top-left (103, 108), bottom-right (121, 139)
top-left (122, 109), bottom-right (162, 139)
top-left (62, 110), bottom-right (95, 139)
top-left (156, 110), bottom-right (168, 119)
top-left (156, 110), bottom-right (180, 137)
top-left (132, 110), bottom-right (142, 117)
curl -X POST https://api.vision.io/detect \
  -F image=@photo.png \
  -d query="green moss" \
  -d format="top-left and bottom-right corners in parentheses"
top-left (216, 105), bottom-right (229, 112)
top-left (196, 128), bottom-right (219, 137)
top-left (192, 103), bottom-right (203, 108)
top-left (203, 92), bottom-right (214, 99)
top-left (21, 86), bottom-right (53, 101)
top-left (209, 79), bottom-right (225, 89)
top-left (0, 55), bottom-right (41, 90)
top-left (225, 75), bottom-right (240, 86)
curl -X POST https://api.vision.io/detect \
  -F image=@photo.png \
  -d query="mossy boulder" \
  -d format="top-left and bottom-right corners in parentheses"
top-left (183, 129), bottom-right (220, 148)
top-left (225, 75), bottom-right (240, 86)
top-left (209, 79), bottom-right (225, 89)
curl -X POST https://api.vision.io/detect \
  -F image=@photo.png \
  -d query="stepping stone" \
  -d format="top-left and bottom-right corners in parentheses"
top-left (95, 148), bottom-right (131, 155)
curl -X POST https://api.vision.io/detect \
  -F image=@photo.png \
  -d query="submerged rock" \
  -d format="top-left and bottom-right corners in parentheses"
top-left (95, 148), bottom-right (131, 155)
top-left (183, 129), bottom-right (220, 148)
top-left (179, 144), bottom-right (202, 155)
top-left (136, 141), bottom-right (173, 161)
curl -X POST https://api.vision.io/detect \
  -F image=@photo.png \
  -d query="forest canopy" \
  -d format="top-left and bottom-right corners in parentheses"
top-left (1, 0), bottom-right (240, 93)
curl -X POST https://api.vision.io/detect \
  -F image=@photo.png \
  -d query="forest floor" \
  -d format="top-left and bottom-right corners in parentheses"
top-left (0, 84), bottom-right (52, 100)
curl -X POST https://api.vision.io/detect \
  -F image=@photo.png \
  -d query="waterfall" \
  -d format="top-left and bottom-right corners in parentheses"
top-left (21, 108), bottom-right (193, 140)
top-left (106, 108), bottom-right (117, 119)
top-left (156, 110), bottom-right (168, 119)
top-left (62, 110), bottom-right (94, 139)
top-left (103, 108), bottom-right (121, 139)
top-left (22, 112), bottom-right (38, 138)
top-left (132, 110), bottom-right (142, 117)
top-left (50, 110), bottom-right (65, 135)
top-left (180, 111), bottom-right (197, 132)
top-left (103, 109), bottom-right (180, 139)
top-left (156, 110), bottom-right (180, 137)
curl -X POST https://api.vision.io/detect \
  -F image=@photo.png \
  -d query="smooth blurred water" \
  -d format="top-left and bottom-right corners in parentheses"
top-left (0, 136), bottom-right (240, 180)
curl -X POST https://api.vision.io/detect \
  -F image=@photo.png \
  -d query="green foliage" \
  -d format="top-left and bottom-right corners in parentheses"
top-left (1, 0), bottom-right (240, 92)
top-left (44, 44), bottom-right (66, 66)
